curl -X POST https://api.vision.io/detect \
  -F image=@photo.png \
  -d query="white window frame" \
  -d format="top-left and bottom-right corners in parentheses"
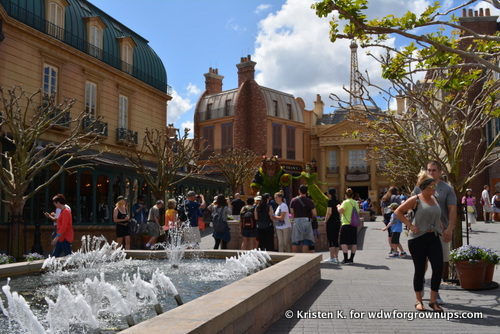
top-left (118, 95), bottom-right (128, 129)
top-left (90, 26), bottom-right (102, 58)
top-left (122, 44), bottom-right (133, 74)
top-left (329, 151), bottom-right (337, 168)
top-left (48, 2), bottom-right (64, 39)
top-left (43, 64), bottom-right (58, 96)
top-left (348, 149), bottom-right (366, 169)
top-left (85, 81), bottom-right (97, 119)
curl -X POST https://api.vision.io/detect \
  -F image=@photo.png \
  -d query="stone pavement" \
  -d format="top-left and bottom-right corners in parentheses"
top-left (200, 219), bottom-right (500, 333)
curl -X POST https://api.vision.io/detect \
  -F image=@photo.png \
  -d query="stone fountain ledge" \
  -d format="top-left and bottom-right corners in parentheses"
top-left (0, 251), bottom-right (321, 334)
top-left (123, 250), bottom-right (321, 334)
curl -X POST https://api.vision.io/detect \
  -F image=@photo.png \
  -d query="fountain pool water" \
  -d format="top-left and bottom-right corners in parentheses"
top-left (0, 236), bottom-right (273, 334)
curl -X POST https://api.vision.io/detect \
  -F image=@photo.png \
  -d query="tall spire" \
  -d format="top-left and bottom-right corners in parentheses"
top-left (350, 39), bottom-right (361, 106)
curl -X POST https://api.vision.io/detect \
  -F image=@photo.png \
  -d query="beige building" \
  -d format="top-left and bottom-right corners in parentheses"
top-left (309, 100), bottom-right (391, 208)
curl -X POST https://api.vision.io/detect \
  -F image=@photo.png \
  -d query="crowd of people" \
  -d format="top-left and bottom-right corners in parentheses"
top-left (43, 159), bottom-right (498, 315)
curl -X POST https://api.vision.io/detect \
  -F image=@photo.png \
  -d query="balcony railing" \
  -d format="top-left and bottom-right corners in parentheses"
top-left (346, 166), bottom-right (370, 174)
top-left (198, 106), bottom-right (234, 121)
top-left (48, 108), bottom-right (70, 129)
top-left (116, 127), bottom-right (138, 145)
top-left (326, 166), bottom-right (340, 174)
top-left (82, 117), bottom-right (108, 137)
top-left (1, 0), bottom-right (172, 95)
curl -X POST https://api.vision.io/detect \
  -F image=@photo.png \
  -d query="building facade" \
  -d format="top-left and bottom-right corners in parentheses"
top-left (0, 0), bottom-right (225, 254)
top-left (194, 55), bottom-right (312, 199)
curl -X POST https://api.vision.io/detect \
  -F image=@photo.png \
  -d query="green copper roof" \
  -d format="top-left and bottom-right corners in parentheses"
top-left (1, 0), bottom-right (170, 94)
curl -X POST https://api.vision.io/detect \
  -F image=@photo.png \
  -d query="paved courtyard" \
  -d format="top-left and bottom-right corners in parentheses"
top-left (201, 218), bottom-right (500, 333)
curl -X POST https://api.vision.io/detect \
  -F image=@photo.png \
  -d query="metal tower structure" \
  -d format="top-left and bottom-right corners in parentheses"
top-left (349, 39), bottom-right (362, 106)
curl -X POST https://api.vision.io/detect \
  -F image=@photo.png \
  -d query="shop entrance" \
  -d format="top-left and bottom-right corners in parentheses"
top-left (349, 186), bottom-right (369, 200)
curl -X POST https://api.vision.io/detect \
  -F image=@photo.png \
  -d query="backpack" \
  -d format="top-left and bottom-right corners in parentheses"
top-left (212, 207), bottom-right (226, 233)
top-left (350, 204), bottom-right (361, 227)
top-left (343, 200), bottom-right (361, 227)
top-left (241, 206), bottom-right (255, 229)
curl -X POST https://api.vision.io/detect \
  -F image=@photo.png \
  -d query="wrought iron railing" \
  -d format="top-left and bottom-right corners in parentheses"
top-left (326, 166), bottom-right (340, 174)
top-left (82, 117), bottom-right (108, 137)
top-left (346, 166), bottom-right (370, 174)
top-left (116, 127), bottom-right (138, 145)
top-left (1, 0), bottom-right (172, 94)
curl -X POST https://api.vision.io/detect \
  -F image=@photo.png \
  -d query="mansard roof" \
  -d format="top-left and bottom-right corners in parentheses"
top-left (1, 0), bottom-right (169, 93)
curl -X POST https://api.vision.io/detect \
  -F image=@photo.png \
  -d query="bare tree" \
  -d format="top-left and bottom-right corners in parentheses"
top-left (208, 148), bottom-right (260, 196)
top-left (0, 86), bottom-right (105, 259)
top-left (121, 125), bottom-right (207, 202)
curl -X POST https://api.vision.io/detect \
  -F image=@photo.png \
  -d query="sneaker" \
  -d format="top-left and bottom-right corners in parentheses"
top-left (341, 259), bottom-right (350, 264)
top-left (400, 252), bottom-right (407, 258)
top-left (322, 258), bottom-right (333, 263)
top-left (436, 294), bottom-right (444, 305)
top-left (330, 258), bottom-right (339, 263)
top-left (389, 249), bottom-right (394, 254)
top-left (347, 259), bottom-right (354, 264)
top-left (389, 252), bottom-right (400, 258)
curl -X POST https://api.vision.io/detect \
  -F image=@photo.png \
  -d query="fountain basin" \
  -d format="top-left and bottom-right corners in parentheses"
top-left (122, 250), bottom-right (321, 334)
top-left (0, 250), bottom-right (321, 334)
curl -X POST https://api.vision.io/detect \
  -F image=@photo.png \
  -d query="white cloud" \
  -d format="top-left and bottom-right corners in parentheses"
top-left (253, 0), bottom-right (431, 110)
top-left (166, 89), bottom-right (195, 125)
top-left (181, 121), bottom-right (194, 138)
top-left (186, 82), bottom-right (201, 96)
top-left (255, 4), bottom-right (272, 14)
top-left (226, 18), bottom-right (247, 33)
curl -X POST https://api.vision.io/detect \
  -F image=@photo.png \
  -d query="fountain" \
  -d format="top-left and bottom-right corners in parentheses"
top-left (1, 234), bottom-right (321, 333)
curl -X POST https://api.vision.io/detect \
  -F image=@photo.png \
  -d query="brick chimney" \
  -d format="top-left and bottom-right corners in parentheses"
top-left (204, 67), bottom-right (224, 95)
top-left (459, 7), bottom-right (498, 35)
top-left (236, 55), bottom-right (256, 87)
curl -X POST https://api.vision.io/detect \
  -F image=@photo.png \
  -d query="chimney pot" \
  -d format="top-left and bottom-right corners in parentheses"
top-left (474, 10), bottom-right (478, 17)
top-left (462, 8), bottom-right (466, 17)
top-left (486, 8), bottom-right (491, 16)
top-left (479, 8), bottom-right (484, 17)
top-left (468, 9), bottom-right (473, 17)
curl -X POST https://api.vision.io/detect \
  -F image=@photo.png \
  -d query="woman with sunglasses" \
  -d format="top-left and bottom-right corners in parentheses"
top-left (394, 171), bottom-right (443, 312)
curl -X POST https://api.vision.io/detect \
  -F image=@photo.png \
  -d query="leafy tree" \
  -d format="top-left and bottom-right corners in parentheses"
top-left (121, 125), bottom-right (207, 203)
top-left (312, 0), bottom-right (500, 248)
top-left (208, 148), bottom-right (260, 196)
top-left (0, 86), bottom-right (104, 259)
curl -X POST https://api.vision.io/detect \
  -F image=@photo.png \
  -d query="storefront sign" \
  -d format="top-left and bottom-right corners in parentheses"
top-left (346, 174), bottom-right (370, 181)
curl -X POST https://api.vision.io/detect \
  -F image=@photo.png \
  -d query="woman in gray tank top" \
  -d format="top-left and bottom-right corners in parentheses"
top-left (395, 172), bottom-right (443, 313)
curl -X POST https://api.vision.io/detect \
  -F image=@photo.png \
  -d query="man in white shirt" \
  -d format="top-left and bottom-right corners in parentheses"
top-left (481, 185), bottom-right (493, 223)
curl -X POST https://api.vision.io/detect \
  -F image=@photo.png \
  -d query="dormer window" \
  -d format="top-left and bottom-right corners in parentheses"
top-left (117, 36), bottom-right (136, 74)
top-left (84, 16), bottom-right (107, 59)
top-left (46, 1), bottom-right (69, 40)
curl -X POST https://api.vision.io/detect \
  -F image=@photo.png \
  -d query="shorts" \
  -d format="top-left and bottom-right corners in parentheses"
top-left (116, 223), bottom-right (130, 238)
top-left (241, 228), bottom-right (258, 238)
top-left (147, 221), bottom-right (160, 237)
top-left (440, 236), bottom-right (450, 262)
top-left (390, 231), bottom-right (401, 244)
top-left (292, 239), bottom-right (314, 246)
top-left (483, 204), bottom-right (493, 213)
top-left (291, 217), bottom-right (314, 244)
top-left (339, 224), bottom-right (357, 245)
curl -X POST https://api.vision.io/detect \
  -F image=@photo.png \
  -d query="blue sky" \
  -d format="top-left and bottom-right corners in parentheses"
top-left (88, 0), bottom-right (500, 136)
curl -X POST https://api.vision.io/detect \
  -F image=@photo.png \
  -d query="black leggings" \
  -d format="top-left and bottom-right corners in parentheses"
top-left (326, 221), bottom-right (340, 248)
top-left (258, 226), bottom-right (275, 251)
top-left (214, 238), bottom-right (227, 249)
top-left (408, 233), bottom-right (443, 292)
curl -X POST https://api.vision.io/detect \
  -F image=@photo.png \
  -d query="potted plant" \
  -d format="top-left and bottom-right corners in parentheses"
top-left (479, 247), bottom-right (499, 283)
top-left (450, 245), bottom-right (487, 289)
